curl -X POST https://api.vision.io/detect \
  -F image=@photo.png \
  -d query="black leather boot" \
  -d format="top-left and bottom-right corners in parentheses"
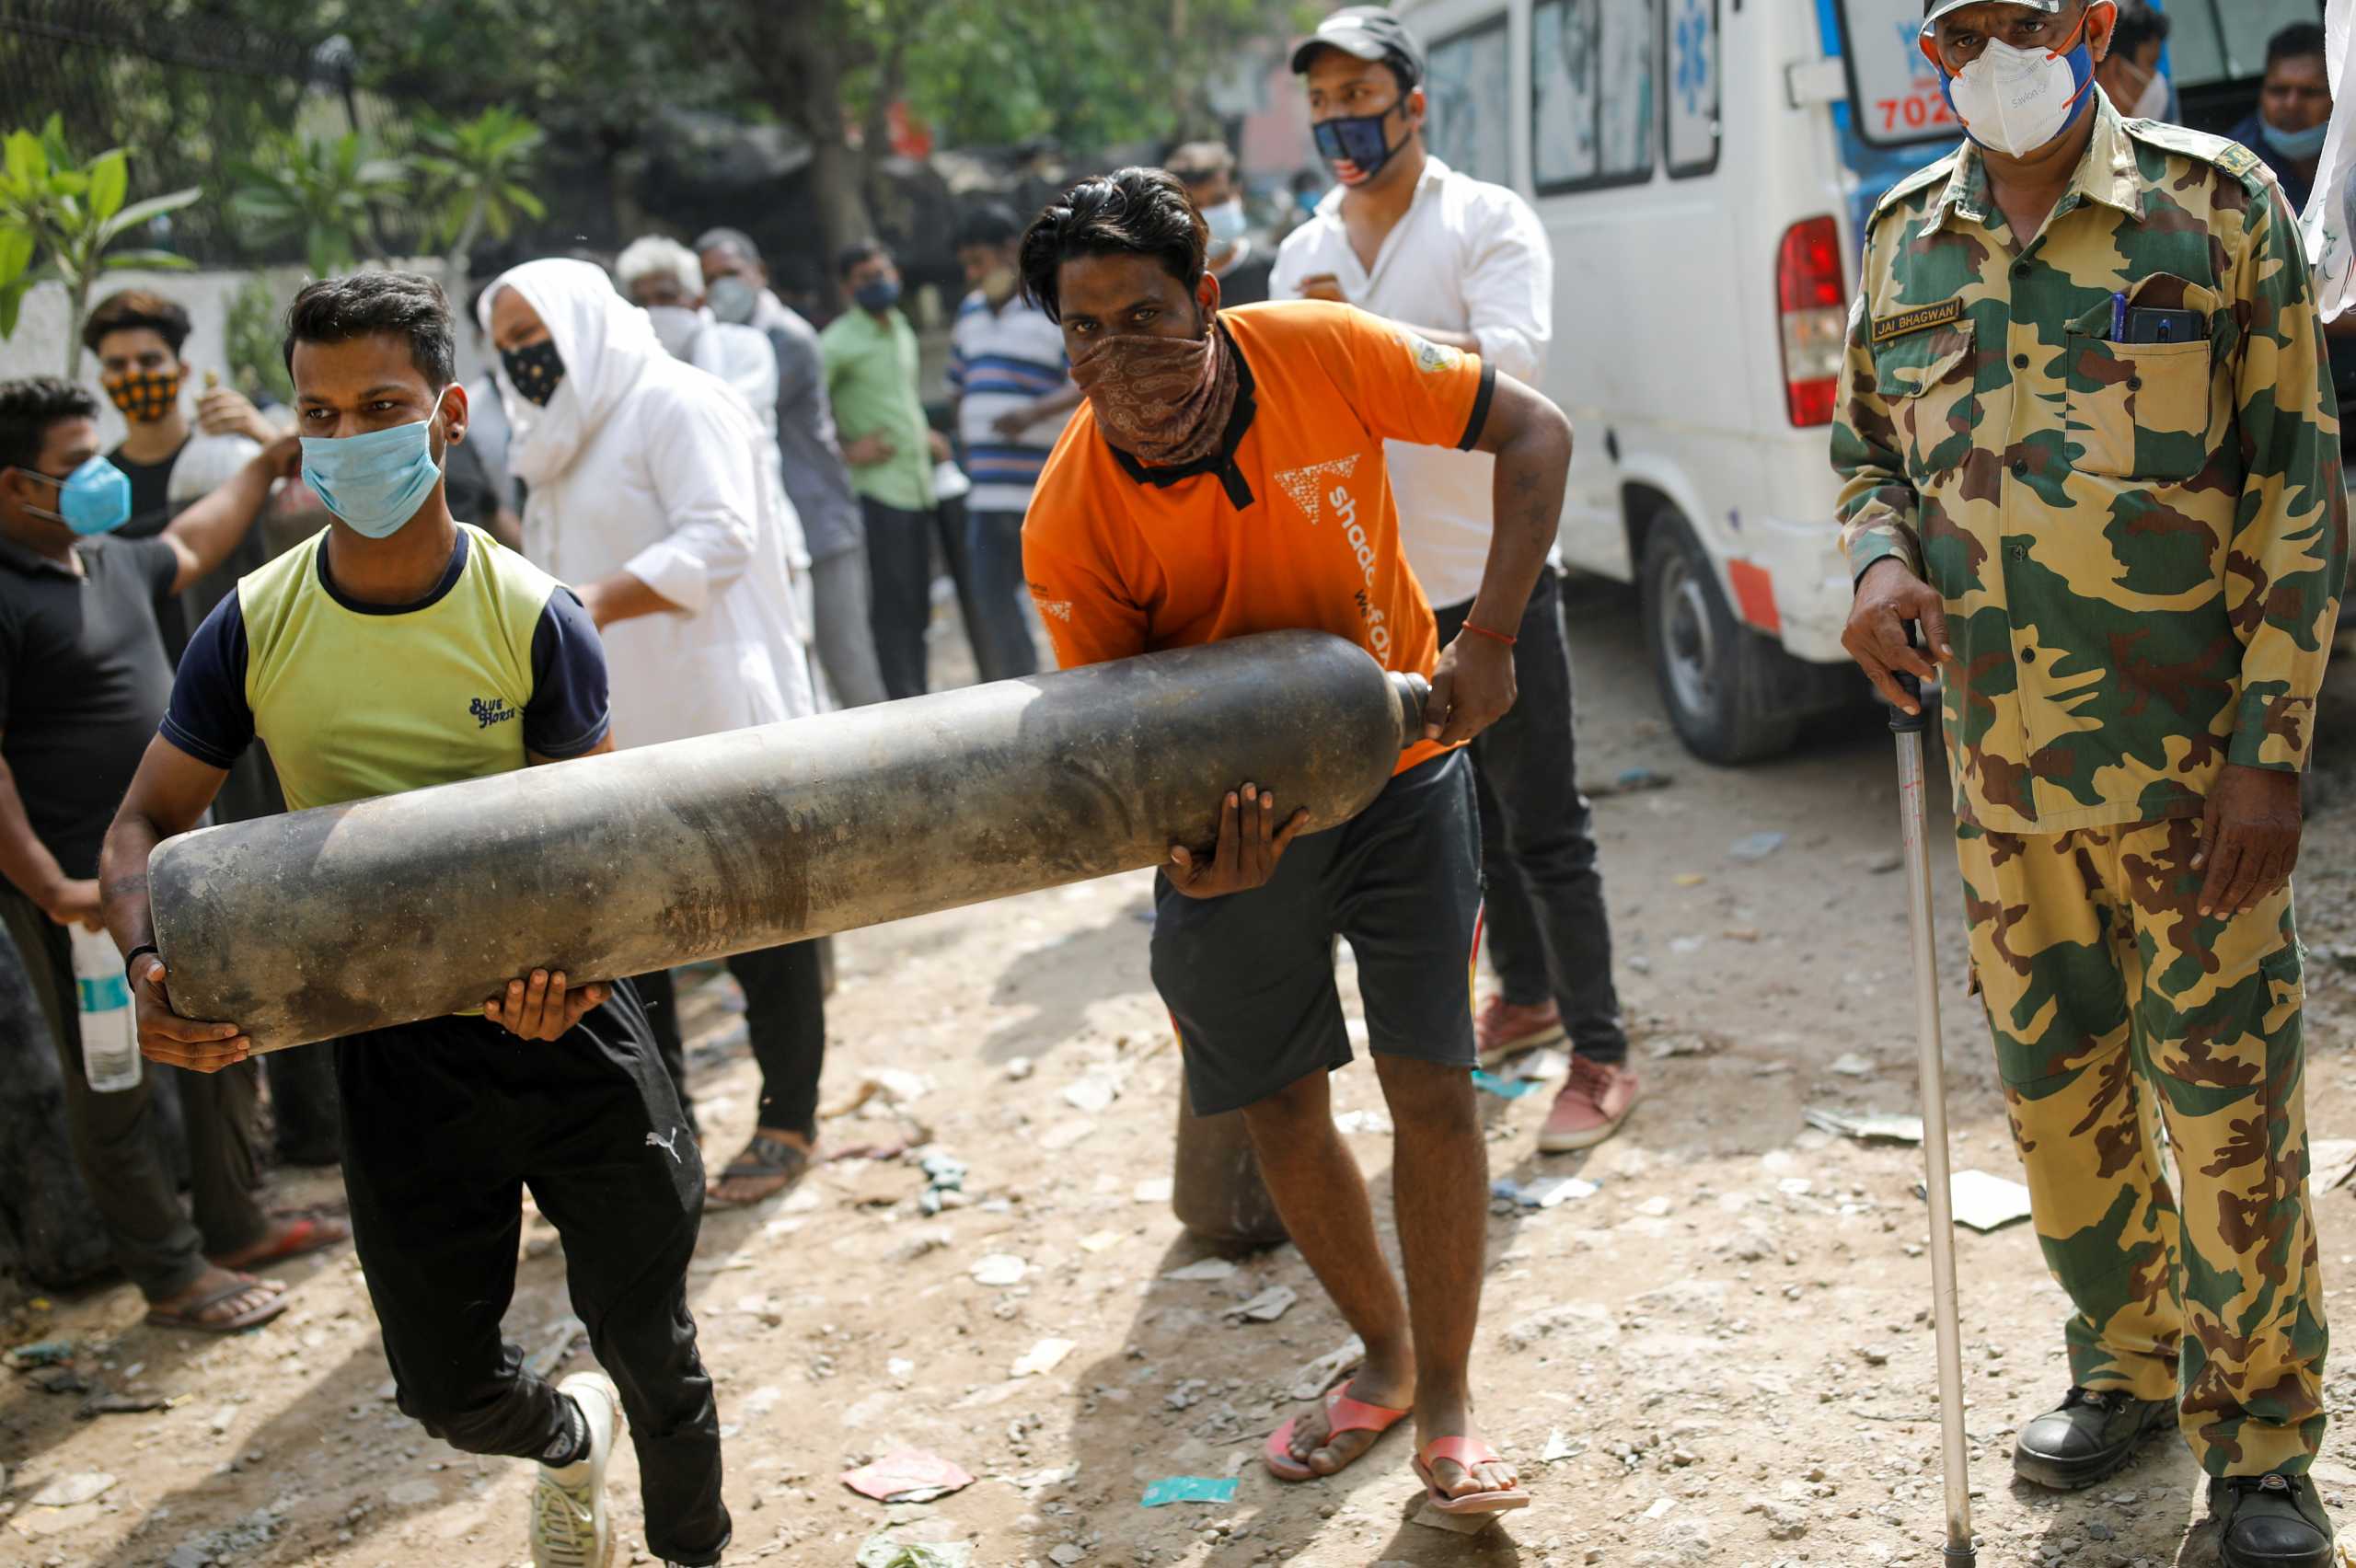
top-left (2011, 1387), bottom-right (2173, 1490)
top-left (2211, 1472), bottom-right (2335, 1568)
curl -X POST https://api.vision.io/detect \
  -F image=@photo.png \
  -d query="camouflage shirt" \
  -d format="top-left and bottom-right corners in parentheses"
top-left (1833, 96), bottom-right (2347, 835)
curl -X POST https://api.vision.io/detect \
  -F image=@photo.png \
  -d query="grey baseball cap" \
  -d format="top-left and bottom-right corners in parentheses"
top-left (1922, 0), bottom-right (2065, 28)
top-left (1290, 6), bottom-right (1426, 87)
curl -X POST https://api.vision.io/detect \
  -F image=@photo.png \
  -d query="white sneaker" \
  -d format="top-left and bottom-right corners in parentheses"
top-left (531, 1370), bottom-right (620, 1568)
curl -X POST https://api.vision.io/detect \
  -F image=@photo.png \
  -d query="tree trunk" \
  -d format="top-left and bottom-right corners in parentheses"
top-left (858, 29), bottom-right (910, 244)
top-left (730, 0), bottom-right (877, 314)
top-left (445, 197), bottom-right (486, 306)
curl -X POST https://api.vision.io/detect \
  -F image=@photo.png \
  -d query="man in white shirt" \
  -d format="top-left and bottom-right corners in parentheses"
top-left (483, 258), bottom-right (829, 1211)
top-left (1275, 6), bottom-right (1635, 1154)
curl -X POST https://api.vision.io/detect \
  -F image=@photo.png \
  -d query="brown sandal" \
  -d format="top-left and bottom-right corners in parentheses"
top-left (145, 1275), bottom-right (287, 1335)
top-left (706, 1134), bottom-right (812, 1209)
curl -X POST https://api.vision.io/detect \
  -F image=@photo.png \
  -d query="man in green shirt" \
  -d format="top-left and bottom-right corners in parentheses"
top-left (819, 242), bottom-right (940, 698)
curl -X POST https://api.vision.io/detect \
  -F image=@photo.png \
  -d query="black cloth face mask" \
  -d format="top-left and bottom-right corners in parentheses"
top-left (502, 339), bottom-right (566, 408)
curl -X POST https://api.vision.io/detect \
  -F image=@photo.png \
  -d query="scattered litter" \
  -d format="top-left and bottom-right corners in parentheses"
top-left (1646, 1032), bottom-right (1717, 1060)
top-left (3, 1340), bottom-right (75, 1370)
top-left (1542, 1428), bottom-right (1577, 1462)
top-left (1003, 1057), bottom-right (1035, 1081)
top-left (2311, 1138), bottom-right (2356, 1194)
top-left (1634, 1195), bottom-right (1674, 1218)
top-left (1062, 1074), bottom-right (1121, 1114)
top-left (80, 1390), bottom-right (176, 1418)
top-left (856, 1532), bottom-right (975, 1568)
top-left (1413, 1501), bottom-right (1503, 1535)
top-left (1011, 1338), bottom-right (1075, 1378)
top-left (1140, 1476), bottom-right (1240, 1507)
top-left (887, 1358), bottom-right (916, 1383)
top-left (1038, 1118), bottom-right (1097, 1152)
top-left (1133, 1176), bottom-right (1174, 1205)
top-left (918, 1151), bottom-right (968, 1215)
top-left (1669, 936), bottom-right (1707, 955)
top-left (29, 1471), bottom-right (115, 1508)
top-left (1806, 1107), bottom-right (1925, 1145)
top-left (840, 1449), bottom-right (977, 1505)
top-left (1519, 1047), bottom-right (1572, 1081)
top-left (1728, 831), bottom-right (1787, 861)
top-left (1222, 1285), bottom-right (1299, 1323)
top-left (1288, 1336), bottom-right (1367, 1401)
top-left (1079, 1230), bottom-right (1124, 1252)
top-left (1162, 1258), bottom-right (1238, 1283)
top-left (1829, 1053), bottom-right (1876, 1078)
top-left (1725, 926), bottom-right (1761, 942)
top-left (1777, 1177), bottom-right (1814, 1197)
top-left (1471, 1068), bottom-right (1540, 1099)
top-left (971, 1253), bottom-right (1028, 1287)
top-left (1333, 1108), bottom-right (1393, 1136)
top-left (524, 1315), bottom-right (587, 1379)
top-left (1673, 872), bottom-right (1708, 888)
top-left (1944, 1170), bottom-right (2036, 1232)
top-left (1493, 1175), bottom-right (1599, 1208)
top-left (1588, 765), bottom-right (1674, 797)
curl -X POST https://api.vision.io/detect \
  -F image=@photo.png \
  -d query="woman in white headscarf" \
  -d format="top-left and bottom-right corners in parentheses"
top-left (481, 257), bottom-right (829, 1209)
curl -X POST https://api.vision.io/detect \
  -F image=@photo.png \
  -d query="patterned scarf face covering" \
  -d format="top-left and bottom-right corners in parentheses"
top-left (104, 367), bottom-right (181, 423)
top-left (1068, 316), bottom-right (1240, 467)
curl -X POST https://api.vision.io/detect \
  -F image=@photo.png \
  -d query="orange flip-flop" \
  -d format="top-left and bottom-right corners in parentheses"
top-left (1413, 1435), bottom-right (1532, 1515)
top-left (1263, 1382), bottom-right (1411, 1481)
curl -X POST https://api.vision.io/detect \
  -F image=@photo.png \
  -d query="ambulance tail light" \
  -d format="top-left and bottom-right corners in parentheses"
top-left (1777, 215), bottom-right (1846, 428)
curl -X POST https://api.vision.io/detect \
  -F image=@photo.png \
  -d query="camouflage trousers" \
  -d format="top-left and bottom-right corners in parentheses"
top-left (1958, 816), bottom-right (2327, 1476)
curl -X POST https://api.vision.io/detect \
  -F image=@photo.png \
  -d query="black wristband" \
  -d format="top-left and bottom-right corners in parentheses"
top-left (123, 942), bottom-right (159, 975)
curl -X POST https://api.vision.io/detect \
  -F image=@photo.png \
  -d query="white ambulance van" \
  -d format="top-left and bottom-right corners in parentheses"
top-left (1398, 0), bottom-right (2320, 761)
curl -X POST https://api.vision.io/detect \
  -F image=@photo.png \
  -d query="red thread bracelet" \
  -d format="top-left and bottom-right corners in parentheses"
top-left (1461, 621), bottom-right (1517, 649)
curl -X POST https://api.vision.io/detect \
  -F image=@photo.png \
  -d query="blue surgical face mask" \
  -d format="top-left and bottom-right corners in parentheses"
top-left (2261, 114), bottom-right (2331, 162)
top-left (300, 390), bottom-right (449, 540)
top-left (14, 456), bottom-right (133, 536)
top-left (1312, 100), bottom-right (1408, 183)
top-left (854, 277), bottom-right (902, 313)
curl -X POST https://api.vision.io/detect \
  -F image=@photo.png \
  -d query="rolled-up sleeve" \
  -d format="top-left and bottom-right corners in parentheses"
top-left (1464, 192), bottom-right (1552, 384)
top-left (626, 383), bottom-right (759, 617)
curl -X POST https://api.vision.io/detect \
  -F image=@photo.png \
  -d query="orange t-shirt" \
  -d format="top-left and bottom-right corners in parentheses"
top-left (1022, 300), bottom-right (1496, 775)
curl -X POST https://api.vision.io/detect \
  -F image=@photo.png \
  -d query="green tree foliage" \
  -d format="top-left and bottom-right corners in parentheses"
top-left (0, 116), bottom-right (201, 374)
top-left (228, 130), bottom-right (409, 278)
top-left (411, 106), bottom-right (549, 291)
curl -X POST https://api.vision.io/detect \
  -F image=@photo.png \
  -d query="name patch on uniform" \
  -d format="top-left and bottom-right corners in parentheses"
top-left (1872, 299), bottom-right (1964, 344)
top-left (2214, 144), bottom-right (2262, 179)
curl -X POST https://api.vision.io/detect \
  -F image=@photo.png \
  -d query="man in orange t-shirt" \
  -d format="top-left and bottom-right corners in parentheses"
top-left (1021, 167), bottom-right (1571, 1513)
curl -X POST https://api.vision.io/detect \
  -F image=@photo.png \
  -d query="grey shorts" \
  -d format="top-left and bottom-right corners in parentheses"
top-left (1150, 749), bottom-right (1481, 1116)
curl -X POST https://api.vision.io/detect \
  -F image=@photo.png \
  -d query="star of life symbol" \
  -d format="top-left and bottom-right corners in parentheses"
top-left (1273, 455), bottom-right (1361, 525)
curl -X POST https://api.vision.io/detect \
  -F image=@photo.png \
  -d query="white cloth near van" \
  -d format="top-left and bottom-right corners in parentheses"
top-left (485, 258), bottom-right (815, 751)
top-left (1271, 156), bottom-right (1554, 609)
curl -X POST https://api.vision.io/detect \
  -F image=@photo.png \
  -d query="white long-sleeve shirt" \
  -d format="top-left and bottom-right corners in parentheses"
top-left (1272, 156), bottom-right (1553, 608)
top-left (521, 353), bottom-right (814, 749)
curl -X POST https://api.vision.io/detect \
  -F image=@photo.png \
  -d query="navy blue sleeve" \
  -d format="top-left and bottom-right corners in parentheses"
top-left (158, 594), bottom-right (254, 769)
top-left (523, 587), bottom-right (611, 758)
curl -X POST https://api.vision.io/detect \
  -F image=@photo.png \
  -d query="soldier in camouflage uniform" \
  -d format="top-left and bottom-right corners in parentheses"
top-left (1833, 3), bottom-right (2348, 1563)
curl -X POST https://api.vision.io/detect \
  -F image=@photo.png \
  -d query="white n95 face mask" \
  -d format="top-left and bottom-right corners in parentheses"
top-left (1938, 26), bottom-right (2098, 159)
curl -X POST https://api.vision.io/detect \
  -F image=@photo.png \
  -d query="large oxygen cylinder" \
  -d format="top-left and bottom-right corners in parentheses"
top-left (151, 631), bottom-right (1427, 1052)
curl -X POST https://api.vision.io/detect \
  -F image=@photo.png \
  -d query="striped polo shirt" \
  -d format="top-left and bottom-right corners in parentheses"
top-left (947, 290), bottom-right (1072, 514)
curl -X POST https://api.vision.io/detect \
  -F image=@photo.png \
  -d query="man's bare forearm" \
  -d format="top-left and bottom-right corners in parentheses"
top-left (1465, 419), bottom-right (1571, 635)
top-left (99, 811), bottom-right (166, 956)
top-left (0, 755), bottom-right (69, 906)
top-left (163, 449), bottom-right (278, 589)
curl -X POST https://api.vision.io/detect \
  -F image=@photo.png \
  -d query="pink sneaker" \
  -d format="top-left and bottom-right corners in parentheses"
top-left (1476, 996), bottom-right (1566, 1070)
top-left (1538, 1056), bottom-right (1640, 1151)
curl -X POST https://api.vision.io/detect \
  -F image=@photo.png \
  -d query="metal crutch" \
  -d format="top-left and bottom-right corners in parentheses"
top-left (1892, 660), bottom-right (1977, 1568)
